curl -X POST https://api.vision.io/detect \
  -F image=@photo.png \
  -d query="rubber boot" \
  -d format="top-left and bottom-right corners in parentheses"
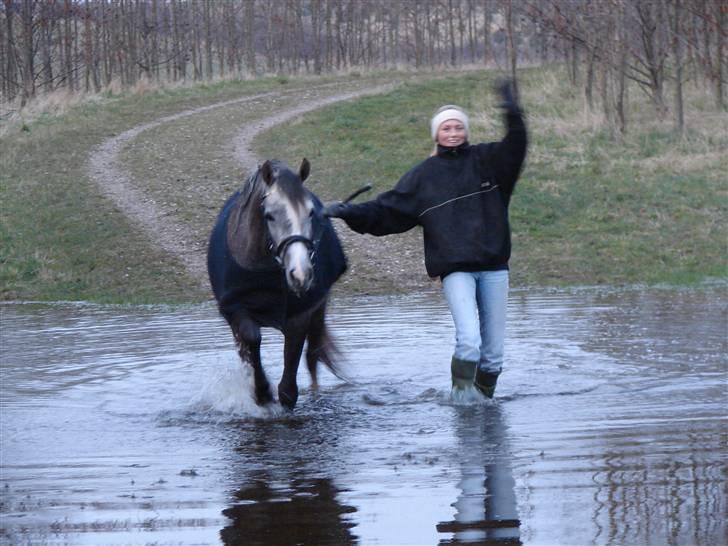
top-left (451, 357), bottom-right (477, 390)
top-left (474, 368), bottom-right (499, 399)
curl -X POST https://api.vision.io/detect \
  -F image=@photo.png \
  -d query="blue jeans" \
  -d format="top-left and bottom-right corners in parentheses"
top-left (442, 270), bottom-right (509, 374)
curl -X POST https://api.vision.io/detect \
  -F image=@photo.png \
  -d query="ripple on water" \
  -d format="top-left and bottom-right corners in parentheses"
top-left (1, 288), bottom-right (726, 546)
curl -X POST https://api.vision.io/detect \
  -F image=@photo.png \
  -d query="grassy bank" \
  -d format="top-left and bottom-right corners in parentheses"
top-left (1, 67), bottom-right (725, 303)
top-left (0, 74), bottom-right (372, 303)
top-left (256, 68), bottom-right (727, 288)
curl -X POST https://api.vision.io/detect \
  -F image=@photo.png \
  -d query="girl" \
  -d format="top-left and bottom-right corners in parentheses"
top-left (325, 79), bottom-right (527, 398)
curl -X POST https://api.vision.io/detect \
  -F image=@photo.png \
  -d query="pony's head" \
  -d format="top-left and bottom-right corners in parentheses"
top-left (259, 159), bottom-right (315, 295)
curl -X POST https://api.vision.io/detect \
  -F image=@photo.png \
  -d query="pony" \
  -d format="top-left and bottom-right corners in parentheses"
top-left (207, 159), bottom-right (347, 410)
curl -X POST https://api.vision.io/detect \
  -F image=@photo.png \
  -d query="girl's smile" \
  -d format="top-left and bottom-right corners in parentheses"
top-left (436, 120), bottom-right (467, 147)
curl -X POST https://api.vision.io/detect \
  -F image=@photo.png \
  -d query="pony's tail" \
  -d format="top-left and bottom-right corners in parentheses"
top-left (306, 318), bottom-right (348, 387)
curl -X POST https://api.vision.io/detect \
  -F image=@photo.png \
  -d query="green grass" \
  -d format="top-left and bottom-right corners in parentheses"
top-left (1, 67), bottom-right (726, 303)
top-left (256, 68), bottom-right (728, 288)
top-left (0, 75), bottom-right (347, 303)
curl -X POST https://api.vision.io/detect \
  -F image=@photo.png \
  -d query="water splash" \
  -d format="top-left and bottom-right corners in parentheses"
top-left (448, 386), bottom-right (496, 407)
top-left (187, 356), bottom-right (285, 420)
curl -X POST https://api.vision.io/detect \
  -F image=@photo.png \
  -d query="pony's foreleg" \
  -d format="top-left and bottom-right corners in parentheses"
top-left (232, 313), bottom-right (273, 405)
top-left (279, 315), bottom-right (309, 410)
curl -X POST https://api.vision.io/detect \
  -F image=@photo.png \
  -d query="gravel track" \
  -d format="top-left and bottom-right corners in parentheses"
top-left (86, 82), bottom-right (398, 289)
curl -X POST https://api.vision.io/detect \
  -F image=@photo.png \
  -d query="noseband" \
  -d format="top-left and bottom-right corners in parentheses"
top-left (274, 235), bottom-right (314, 265)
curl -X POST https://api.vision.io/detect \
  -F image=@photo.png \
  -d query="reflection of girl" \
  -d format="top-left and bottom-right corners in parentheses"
top-left (325, 79), bottom-right (527, 398)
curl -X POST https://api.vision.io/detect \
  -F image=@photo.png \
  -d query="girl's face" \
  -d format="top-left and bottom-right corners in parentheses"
top-left (436, 120), bottom-right (467, 147)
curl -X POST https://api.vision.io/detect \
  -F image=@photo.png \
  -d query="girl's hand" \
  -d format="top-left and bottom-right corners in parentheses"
top-left (495, 78), bottom-right (520, 113)
top-left (323, 201), bottom-right (348, 218)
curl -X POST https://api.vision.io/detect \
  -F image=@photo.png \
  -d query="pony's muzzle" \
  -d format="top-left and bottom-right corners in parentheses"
top-left (284, 243), bottom-right (314, 295)
top-left (287, 264), bottom-right (314, 295)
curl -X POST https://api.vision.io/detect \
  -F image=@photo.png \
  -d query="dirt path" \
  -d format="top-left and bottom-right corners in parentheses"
top-left (87, 82), bottom-right (396, 288)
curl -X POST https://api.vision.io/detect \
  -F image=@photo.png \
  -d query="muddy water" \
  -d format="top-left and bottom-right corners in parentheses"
top-left (1, 288), bottom-right (726, 546)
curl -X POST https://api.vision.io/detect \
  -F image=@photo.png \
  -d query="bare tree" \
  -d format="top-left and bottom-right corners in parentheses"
top-left (670, 0), bottom-right (685, 133)
top-left (505, 0), bottom-right (518, 90)
top-left (2, 0), bottom-right (722, 123)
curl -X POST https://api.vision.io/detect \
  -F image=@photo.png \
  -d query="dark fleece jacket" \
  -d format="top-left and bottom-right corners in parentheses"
top-left (338, 109), bottom-right (527, 279)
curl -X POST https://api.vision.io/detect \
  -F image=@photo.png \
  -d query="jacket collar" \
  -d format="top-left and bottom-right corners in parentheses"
top-left (436, 141), bottom-right (470, 158)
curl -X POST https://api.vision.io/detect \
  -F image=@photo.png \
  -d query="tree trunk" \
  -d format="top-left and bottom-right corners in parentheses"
top-left (151, 0), bottom-right (160, 82)
top-left (415, 2), bottom-right (421, 66)
top-left (716, 0), bottom-right (725, 109)
top-left (204, 0), bottom-right (213, 80)
top-left (448, 0), bottom-right (457, 66)
top-left (126, 0), bottom-right (137, 86)
top-left (467, 0), bottom-right (476, 62)
top-left (64, 0), bottom-right (74, 90)
top-left (102, 0), bottom-right (112, 86)
top-left (171, 0), bottom-right (181, 80)
top-left (505, 0), bottom-right (518, 92)
top-left (85, 0), bottom-right (91, 92)
top-left (672, 0), bottom-right (684, 134)
top-left (244, 0), bottom-right (256, 75)
top-left (616, 3), bottom-right (628, 135)
top-left (91, 1), bottom-right (101, 90)
top-left (569, 37), bottom-right (578, 86)
top-left (41, 3), bottom-right (54, 92)
top-left (312, 0), bottom-right (322, 74)
top-left (600, 58), bottom-right (611, 127)
top-left (218, 6), bottom-right (225, 79)
top-left (325, 0), bottom-right (333, 71)
top-left (191, 1), bottom-right (201, 80)
top-left (20, 0), bottom-right (35, 103)
top-left (483, 0), bottom-right (491, 65)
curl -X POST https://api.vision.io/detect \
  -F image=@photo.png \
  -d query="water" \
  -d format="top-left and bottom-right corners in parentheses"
top-left (1, 288), bottom-right (726, 546)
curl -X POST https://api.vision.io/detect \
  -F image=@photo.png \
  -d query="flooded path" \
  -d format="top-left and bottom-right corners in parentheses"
top-left (1, 288), bottom-right (726, 545)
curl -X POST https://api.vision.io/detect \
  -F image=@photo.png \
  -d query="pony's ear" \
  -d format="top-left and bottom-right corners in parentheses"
top-left (260, 160), bottom-right (274, 186)
top-left (299, 158), bottom-right (310, 183)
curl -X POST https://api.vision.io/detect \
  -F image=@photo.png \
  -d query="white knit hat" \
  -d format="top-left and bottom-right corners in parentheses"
top-left (430, 105), bottom-right (469, 141)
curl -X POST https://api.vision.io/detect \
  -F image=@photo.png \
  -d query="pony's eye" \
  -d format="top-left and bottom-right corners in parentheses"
top-left (309, 209), bottom-right (315, 217)
top-left (264, 213), bottom-right (275, 222)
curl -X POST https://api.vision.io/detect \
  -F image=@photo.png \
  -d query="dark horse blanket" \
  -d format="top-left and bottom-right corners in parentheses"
top-left (207, 191), bottom-right (347, 330)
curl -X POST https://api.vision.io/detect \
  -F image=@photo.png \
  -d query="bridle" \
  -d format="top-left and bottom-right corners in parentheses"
top-left (274, 234), bottom-right (315, 266)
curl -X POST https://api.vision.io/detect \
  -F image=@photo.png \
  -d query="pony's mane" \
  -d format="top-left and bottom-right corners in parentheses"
top-left (226, 165), bottom-right (273, 269)
top-left (225, 160), bottom-right (306, 270)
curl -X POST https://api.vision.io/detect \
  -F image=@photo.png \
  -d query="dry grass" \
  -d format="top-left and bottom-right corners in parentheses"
top-left (1, 65), bottom-right (725, 302)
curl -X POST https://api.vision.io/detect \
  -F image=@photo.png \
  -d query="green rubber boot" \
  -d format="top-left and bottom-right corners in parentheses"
top-left (451, 357), bottom-right (478, 390)
top-left (474, 368), bottom-right (499, 399)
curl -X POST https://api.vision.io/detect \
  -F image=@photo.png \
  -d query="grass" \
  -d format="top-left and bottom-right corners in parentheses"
top-left (256, 68), bottom-right (728, 288)
top-left (0, 74), bottom-right (369, 303)
top-left (0, 67), bottom-right (725, 303)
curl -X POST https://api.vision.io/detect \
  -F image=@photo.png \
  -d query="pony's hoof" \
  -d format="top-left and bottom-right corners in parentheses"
top-left (278, 388), bottom-right (298, 411)
top-left (255, 387), bottom-right (274, 406)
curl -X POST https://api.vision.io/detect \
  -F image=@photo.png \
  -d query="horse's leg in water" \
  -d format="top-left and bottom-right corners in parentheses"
top-left (279, 313), bottom-right (310, 410)
top-left (232, 313), bottom-right (273, 405)
top-left (304, 299), bottom-right (328, 391)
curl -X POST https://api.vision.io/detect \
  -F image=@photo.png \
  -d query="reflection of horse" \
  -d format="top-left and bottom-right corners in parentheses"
top-left (220, 415), bottom-right (359, 545)
top-left (207, 159), bottom-right (347, 410)
top-left (221, 476), bottom-right (357, 546)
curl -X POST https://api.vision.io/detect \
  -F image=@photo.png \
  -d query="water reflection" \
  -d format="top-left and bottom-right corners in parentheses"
top-left (438, 405), bottom-right (521, 545)
top-left (588, 425), bottom-right (726, 546)
top-left (1, 288), bottom-right (725, 546)
top-left (221, 476), bottom-right (356, 546)
top-left (220, 416), bottom-right (359, 546)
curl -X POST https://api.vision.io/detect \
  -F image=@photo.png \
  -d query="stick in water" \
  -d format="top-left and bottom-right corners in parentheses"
top-left (343, 184), bottom-right (373, 203)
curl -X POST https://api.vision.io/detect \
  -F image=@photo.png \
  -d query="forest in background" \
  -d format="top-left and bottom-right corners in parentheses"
top-left (1, 0), bottom-right (725, 136)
